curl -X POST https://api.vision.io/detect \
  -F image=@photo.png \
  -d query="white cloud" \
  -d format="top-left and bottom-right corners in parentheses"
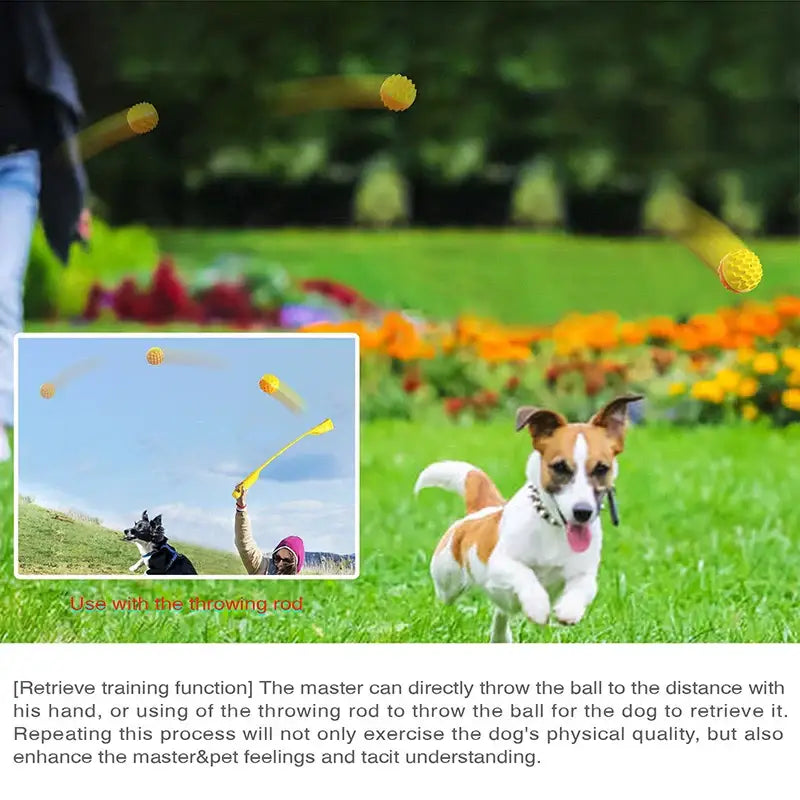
top-left (274, 499), bottom-right (326, 512)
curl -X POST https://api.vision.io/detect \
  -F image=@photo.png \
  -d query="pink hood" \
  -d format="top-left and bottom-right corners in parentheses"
top-left (273, 536), bottom-right (305, 573)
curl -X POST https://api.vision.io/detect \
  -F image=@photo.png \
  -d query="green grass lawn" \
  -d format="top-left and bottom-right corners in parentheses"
top-left (156, 230), bottom-right (800, 323)
top-left (2, 421), bottom-right (798, 643)
top-left (16, 502), bottom-right (245, 576)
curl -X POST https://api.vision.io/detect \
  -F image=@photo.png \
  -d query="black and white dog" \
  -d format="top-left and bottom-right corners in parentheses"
top-left (122, 510), bottom-right (197, 575)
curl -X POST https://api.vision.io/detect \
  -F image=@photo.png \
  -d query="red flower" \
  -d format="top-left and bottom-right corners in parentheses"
top-left (651, 347), bottom-right (676, 375)
top-left (444, 398), bottom-right (466, 416)
top-left (82, 283), bottom-right (104, 320)
top-left (301, 279), bottom-right (378, 313)
top-left (112, 278), bottom-right (151, 320)
top-left (148, 257), bottom-right (191, 322)
top-left (403, 369), bottom-right (422, 393)
top-left (473, 390), bottom-right (499, 407)
top-left (506, 375), bottom-right (520, 391)
top-left (582, 363), bottom-right (606, 397)
top-left (198, 282), bottom-right (254, 327)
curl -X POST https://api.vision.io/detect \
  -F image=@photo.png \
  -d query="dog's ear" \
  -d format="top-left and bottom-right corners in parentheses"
top-left (590, 394), bottom-right (643, 453)
top-left (151, 514), bottom-right (161, 528)
top-left (515, 405), bottom-right (568, 449)
top-left (142, 510), bottom-right (148, 522)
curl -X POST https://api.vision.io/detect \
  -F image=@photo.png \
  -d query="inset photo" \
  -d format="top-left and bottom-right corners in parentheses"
top-left (14, 333), bottom-right (359, 579)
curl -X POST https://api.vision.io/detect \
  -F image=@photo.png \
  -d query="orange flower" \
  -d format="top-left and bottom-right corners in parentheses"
top-left (584, 312), bottom-right (620, 350)
top-left (741, 403), bottom-right (759, 421)
top-left (752, 352), bottom-right (779, 375)
top-left (675, 325), bottom-right (703, 352)
top-left (736, 348), bottom-right (756, 364)
top-left (668, 382), bottom-right (686, 396)
top-left (691, 380), bottom-right (724, 404)
top-left (781, 389), bottom-right (800, 412)
top-left (774, 296), bottom-right (800, 318)
top-left (688, 313), bottom-right (728, 348)
top-left (714, 368), bottom-right (741, 393)
top-left (620, 321), bottom-right (646, 346)
top-left (647, 316), bottom-right (678, 340)
top-left (737, 377), bottom-right (759, 398)
top-left (788, 371), bottom-right (800, 387)
top-left (780, 347), bottom-right (800, 371)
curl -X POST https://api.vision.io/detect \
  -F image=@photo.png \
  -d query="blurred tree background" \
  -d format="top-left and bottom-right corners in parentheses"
top-left (49, 0), bottom-right (799, 234)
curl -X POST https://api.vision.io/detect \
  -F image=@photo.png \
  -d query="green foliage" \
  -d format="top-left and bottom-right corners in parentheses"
top-left (59, 1), bottom-right (798, 214)
top-left (718, 172), bottom-right (764, 236)
top-left (641, 173), bottom-right (690, 234)
top-left (510, 159), bottom-right (565, 228)
top-left (353, 158), bottom-right (411, 227)
top-left (23, 218), bottom-right (159, 319)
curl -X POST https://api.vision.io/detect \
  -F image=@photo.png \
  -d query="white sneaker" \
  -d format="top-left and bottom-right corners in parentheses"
top-left (0, 427), bottom-right (10, 462)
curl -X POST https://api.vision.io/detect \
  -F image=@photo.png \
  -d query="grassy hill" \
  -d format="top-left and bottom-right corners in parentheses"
top-left (17, 502), bottom-right (246, 576)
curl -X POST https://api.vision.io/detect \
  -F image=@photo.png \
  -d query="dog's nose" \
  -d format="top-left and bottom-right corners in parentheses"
top-left (572, 503), bottom-right (593, 523)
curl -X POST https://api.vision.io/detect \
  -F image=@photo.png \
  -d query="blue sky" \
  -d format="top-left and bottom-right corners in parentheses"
top-left (17, 335), bottom-right (357, 556)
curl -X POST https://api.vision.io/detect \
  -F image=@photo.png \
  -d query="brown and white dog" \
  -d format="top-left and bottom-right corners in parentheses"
top-left (414, 394), bottom-right (642, 642)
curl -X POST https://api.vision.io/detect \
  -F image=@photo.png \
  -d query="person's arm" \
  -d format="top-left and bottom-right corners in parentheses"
top-left (234, 486), bottom-right (266, 575)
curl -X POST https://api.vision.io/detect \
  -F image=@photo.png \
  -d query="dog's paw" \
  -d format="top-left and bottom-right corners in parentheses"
top-left (553, 597), bottom-right (587, 626)
top-left (523, 602), bottom-right (551, 627)
top-left (129, 564), bottom-right (140, 573)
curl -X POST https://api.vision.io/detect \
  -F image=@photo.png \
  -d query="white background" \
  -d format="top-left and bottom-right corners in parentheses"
top-left (1, 643), bottom-right (796, 798)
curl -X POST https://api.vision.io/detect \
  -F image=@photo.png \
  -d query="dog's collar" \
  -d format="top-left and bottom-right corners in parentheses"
top-left (528, 485), bottom-right (566, 527)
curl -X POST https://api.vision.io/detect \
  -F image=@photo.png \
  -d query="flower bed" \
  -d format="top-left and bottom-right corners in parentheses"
top-left (77, 257), bottom-right (800, 426)
top-left (80, 257), bottom-right (378, 328)
top-left (300, 299), bottom-right (800, 426)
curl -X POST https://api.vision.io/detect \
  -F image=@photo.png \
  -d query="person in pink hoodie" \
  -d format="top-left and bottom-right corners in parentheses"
top-left (233, 484), bottom-right (305, 575)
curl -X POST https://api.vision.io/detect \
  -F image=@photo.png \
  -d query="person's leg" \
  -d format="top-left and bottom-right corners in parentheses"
top-left (0, 150), bottom-right (40, 461)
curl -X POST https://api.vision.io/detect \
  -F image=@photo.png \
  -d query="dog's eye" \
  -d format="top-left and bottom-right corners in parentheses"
top-left (592, 463), bottom-right (610, 478)
top-left (550, 460), bottom-right (573, 477)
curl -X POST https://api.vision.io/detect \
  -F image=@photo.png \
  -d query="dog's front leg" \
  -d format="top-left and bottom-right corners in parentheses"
top-left (553, 571), bottom-right (598, 625)
top-left (486, 558), bottom-right (550, 627)
top-left (129, 559), bottom-right (146, 572)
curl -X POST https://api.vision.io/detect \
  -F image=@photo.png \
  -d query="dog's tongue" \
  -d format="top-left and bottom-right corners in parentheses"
top-left (567, 523), bottom-right (592, 553)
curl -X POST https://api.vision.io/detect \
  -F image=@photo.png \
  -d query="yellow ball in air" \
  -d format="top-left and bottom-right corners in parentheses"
top-left (717, 249), bottom-right (762, 293)
top-left (146, 346), bottom-right (164, 365)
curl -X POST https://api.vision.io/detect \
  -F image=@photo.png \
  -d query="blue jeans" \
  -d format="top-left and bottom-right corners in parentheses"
top-left (0, 149), bottom-right (40, 429)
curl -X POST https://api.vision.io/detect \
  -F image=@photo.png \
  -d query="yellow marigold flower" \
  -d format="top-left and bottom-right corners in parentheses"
top-left (668, 382), bottom-right (686, 396)
top-left (714, 368), bottom-right (741, 392)
top-left (741, 403), bottom-right (759, 421)
top-left (752, 352), bottom-right (779, 375)
top-left (782, 389), bottom-right (800, 412)
top-left (788, 371), bottom-right (800, 387)
top-left (691, 380), bottom-right (724, 404)
top-left (736, 377), bottom-right (759, 398)
top-left (736, 348), bottom-right (756, 364)
top-left (781, 347), bottom-right (800, 371)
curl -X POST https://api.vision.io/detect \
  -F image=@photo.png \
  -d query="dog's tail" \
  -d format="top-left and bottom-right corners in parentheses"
top-left (414, 460), bottom-right (504, 514)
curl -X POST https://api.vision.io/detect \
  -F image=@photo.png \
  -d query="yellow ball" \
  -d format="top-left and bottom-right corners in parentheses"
top-left (718, 249), bottom-right (762, 293)
top-left (380, 74), bottom-right (416, 112)
top-left (259, 374), bottom-right (280, 394)
top-left (40, 382), bottom-right (55, 399)
top-left (127, 102), bottom-right (159, 135)
top-left (146, 346), bottom-right (164, 365)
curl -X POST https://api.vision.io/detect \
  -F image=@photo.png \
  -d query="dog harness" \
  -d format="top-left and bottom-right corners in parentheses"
top-left (145, 543), bottom-right (179, 571)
